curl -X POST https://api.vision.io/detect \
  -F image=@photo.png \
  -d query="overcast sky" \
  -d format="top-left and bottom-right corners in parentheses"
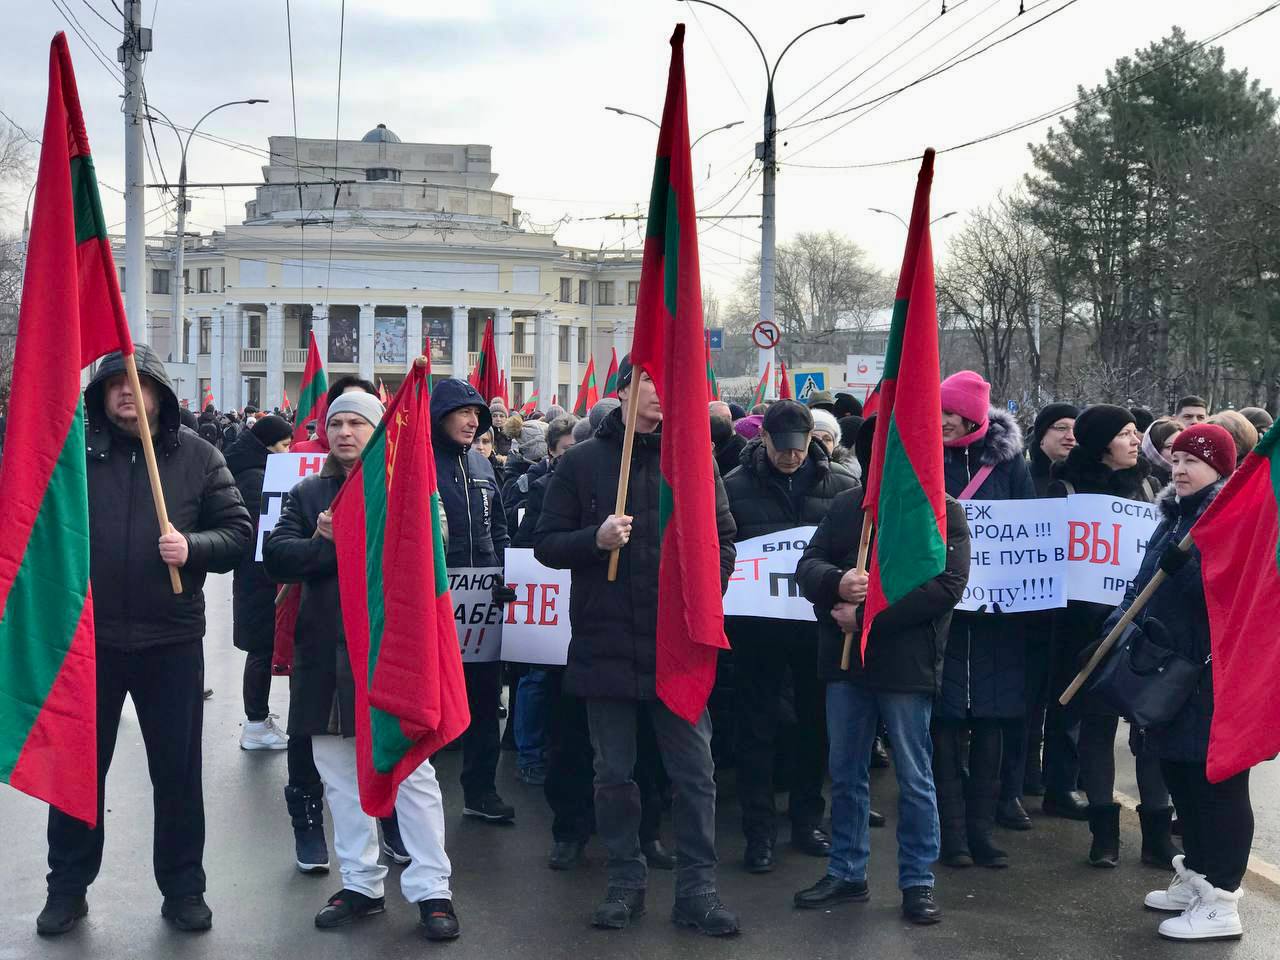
top-left (4, 0), bottom-right (1278, 304)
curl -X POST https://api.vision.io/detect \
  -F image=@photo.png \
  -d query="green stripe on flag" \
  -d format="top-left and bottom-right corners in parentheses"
top-left (0, 400), bottom-right (91, 778)
top-left (296, 375), bottom-right (326, 421)
top-left (664, 184), bottom-right (679, 319)
top-left (430, 491), bottom-right (448, 596)
top-left (70, 155), bottom-right (108, 246)
top-left (657, 475), bottom-right (673, 544)
top-left (882, 298), bottom-right (908, 379)
top-left (876, 416), bottom-right (947, 603)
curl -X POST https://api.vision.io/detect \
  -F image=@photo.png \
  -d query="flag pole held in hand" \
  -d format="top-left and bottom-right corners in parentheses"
top-left (123, 352), bottom-right (183, 595)
top-left (607, 389), bottom-right (642, 582)
top-left (1060, 532), bottom-right (1193, 705)
top-left (839, 515), bottom-right (873, 671)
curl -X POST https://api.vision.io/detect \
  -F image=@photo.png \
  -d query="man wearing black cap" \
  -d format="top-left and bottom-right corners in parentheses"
top-left (806, 390), bottom-right (838, 414)
top-left (722, 400), bottom-right (857, 873)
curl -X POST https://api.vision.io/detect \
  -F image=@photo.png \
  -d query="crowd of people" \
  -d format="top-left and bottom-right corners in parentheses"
top-left (28, 342), bottom-right (1268, 945)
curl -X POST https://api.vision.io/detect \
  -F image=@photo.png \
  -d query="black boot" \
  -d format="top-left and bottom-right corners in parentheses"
top-left (1042, 789), bottom-right (1090, 821)
top-left (936, 778), bottom-right (972, 868)
top-left (641, 838), bottom-right (676, 870)
top-left (965, 779), bottom-right (1010, 868)
top-left (996, 796), bottom-right (1033, 831)
top-left (284, 784), bottom-right (330, 874)
top-left (1087, 803), bottom-right (1121, 868)
top-left (1138, 805), bottom-right (1182, 868)
top-left (870, 737), bottom-right (891, 768)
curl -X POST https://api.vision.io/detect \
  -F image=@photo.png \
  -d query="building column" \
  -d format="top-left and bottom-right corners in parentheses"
top-left (266, 302), bottom-right (285, 410)
top-left (209, 306), bottom-right (224, 411)
top-left (535, 310), bottom-right (556, 410)
top-left (568, 325), bottom-right (580, 408)
top-left (182, 308), bottom-right (199, 408)
top-left (451, 305), bottom-right (469, 377)
top-left (495, 306), bottom-right (513, 377)
top-left (310, 303), bottom-right (329, 366)
top-left (407, 304), bottom-right (424, 371)
top-left (359, 304), bottom-right (376, 382)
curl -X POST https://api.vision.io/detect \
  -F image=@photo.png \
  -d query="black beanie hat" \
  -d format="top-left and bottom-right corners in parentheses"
top-left (1072, 404), bottom-right (1135, 460)
top-left (251, 414), bottom-right (293, 448)
top-left (855, 415), bottom-right (877, 477)
top-left (838, 414), bottom-right (864, 450)
top-left (1032, 402), bottom-right (1079, 448)
top-left (617, 353), bottom-right (634, 390)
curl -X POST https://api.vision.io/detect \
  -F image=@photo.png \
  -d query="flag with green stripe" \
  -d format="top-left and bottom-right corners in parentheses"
top-left (860, 149), bottom-right (947, 660)
top-left (0, 34), bottom-right (134, 825)
top-left (704, 331), bottom-right (719, 400)
top-left (294, 329), bottom-right (328, 441)
top-left (603, 347), bottom-right (620, 399)
top-left (751, 362), bottom-right (771, 407)
top-left (331, 358), bottom-right (470, 816)
top-left (572, 355), bottom-right (599, 416)
top-left (626, 24), bottom-right (729, 724)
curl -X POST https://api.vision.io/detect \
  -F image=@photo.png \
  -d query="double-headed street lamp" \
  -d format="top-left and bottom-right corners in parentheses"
top-left (678, 1), bottom-right (863, 394)
top-left (868, 207), bottom-right (959, 229)
top-left (605, 105), bottom-right (744, 149)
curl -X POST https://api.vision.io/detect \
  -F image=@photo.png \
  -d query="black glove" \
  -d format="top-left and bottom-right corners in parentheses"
top-left (1158, 547), bottom-right (1191, 576)
top-left (492, 584), bottom-right (518, 605)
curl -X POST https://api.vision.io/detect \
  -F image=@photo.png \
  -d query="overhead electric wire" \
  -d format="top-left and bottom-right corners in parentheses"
top-left (77, 0), bottom-right (122, 33)
top-left (284, 0), bottom-right (306, 311)
top-left (47, 0), bottom-right (126, 85)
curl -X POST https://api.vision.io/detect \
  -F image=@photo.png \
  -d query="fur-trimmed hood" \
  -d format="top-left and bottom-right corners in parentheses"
top-left (1155, 478), bottom-right (1225, 523)
top-left (970, 408), bottom-right (1025, 466)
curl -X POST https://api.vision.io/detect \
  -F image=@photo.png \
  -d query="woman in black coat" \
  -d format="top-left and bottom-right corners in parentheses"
top-left (1047, 403), bottom-right (1172, 869)
top-left (933, 373), bottom-right (1036, 868)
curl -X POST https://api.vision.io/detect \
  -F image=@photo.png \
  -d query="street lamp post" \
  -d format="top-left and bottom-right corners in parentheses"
top-left (604, 106), bottom-right (743, 148)
top-left (868, 207), bottom-right (959, 229)
top-left (679, 1), bottom-right (863, 397)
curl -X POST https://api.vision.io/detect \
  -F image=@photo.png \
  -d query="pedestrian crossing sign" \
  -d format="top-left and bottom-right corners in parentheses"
top-left (794, 372), bottom-right (825, 401)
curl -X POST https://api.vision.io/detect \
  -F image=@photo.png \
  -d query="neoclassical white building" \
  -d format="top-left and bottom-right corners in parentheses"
top-left (114, 123), bottom-right (641, 411)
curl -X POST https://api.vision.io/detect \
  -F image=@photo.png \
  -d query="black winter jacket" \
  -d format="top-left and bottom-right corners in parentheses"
top-left (512, 456), bottom-right (560, 548)
top-left (722, 437), bottom-right (858, 539)
top-left (430, 378), bottom-right (509, 567)
top-left (534, 407), bottom-right (737, 700)
top-left (502, 456), bottom-right (551, 537)
top-left (224, 429), bottom-right (277, 654)
top-left (85, 347), bottom-right (252, 651)
top-left (1102, 482), bottom-right (1222, 763)
top-left (714, 431), bottom-right (748, 481)
top-left (261, 457), bottom-right (353, 737)
top-left (798, 488), bottom-right (970, 693)
top-left (940, 410), bottom-right (1035, 719)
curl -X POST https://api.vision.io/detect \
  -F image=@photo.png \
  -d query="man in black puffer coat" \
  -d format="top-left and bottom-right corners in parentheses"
top-left (41, 345), bottom-right (252, 937)
top-left (721, 400), bottom-right (857, 873)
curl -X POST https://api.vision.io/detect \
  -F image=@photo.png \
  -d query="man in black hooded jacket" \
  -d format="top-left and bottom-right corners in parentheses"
top-left (39, 345), bottom-right (252, 937)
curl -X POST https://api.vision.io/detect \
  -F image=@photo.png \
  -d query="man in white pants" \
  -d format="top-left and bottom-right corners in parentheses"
top-left (264, 392), bottom-right (460, 941)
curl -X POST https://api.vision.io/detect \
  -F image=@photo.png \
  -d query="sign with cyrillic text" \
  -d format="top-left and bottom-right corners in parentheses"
top-left (448, 566), bottom-right (505, 663)
top-left (723, 527), bottom-right (818, 621)
top-left (256, 452), bottom-right (328, 560)
top-left (500, 548), bottom-right (571, 665)
top-left (1062, 494), bottom-right (1161, 607)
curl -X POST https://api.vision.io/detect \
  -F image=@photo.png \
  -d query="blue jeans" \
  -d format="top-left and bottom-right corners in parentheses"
top-left (826, 682), bottom-right (939, 890)
top-left (514, 669), bottom-right (550, 771)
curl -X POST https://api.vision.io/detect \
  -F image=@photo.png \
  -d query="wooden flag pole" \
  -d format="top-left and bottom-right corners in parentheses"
top-left (122, 352), bottom-right (183, 595)
top-left (838, 514), bottom-right (874, 671)
top-left (606, 387), bottom-right (642, 582)
top-left (1059, 532), bottom-right (1193, 705)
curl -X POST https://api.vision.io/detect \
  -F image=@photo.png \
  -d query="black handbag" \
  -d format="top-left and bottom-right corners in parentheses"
top-left (1083, 620), bottom-right (1208, 729)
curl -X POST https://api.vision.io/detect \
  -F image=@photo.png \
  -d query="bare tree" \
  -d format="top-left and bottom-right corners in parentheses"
top-left (0, 120), bottom-right (35, 407)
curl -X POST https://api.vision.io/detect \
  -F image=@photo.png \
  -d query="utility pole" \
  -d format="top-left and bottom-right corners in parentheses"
top-left (119, 0), bottom-right (152, 344)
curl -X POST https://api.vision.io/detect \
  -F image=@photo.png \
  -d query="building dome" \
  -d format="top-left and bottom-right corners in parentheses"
top-left (361, 123), bottom-right (401, 144)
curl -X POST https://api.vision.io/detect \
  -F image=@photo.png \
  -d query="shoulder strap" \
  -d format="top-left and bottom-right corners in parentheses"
top-left (1143, 477), bottom-right (1158, 501)
top-left (959, 463), bottom-right (996, 500)
top-left (1059, 479), bottom-right (1076, 495)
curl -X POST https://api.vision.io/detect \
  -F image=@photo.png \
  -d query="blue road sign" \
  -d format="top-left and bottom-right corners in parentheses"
top-left (794, 371), bottom-right (826, 400)
top-left (707, 328), bottom-right (724, 350)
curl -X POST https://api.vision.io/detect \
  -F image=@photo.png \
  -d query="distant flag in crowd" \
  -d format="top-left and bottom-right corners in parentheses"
top-left (603, 347), bottom-right (620, 399)
top-left (572, 355), bottom-right (599, 417)
top-left (294, 329), bottom-right (328, 441)
top-left (778, 358), bottom-right (793, 399)
top-left (521, 388), bottom-right (539, 416)
top-left (625, 24), bottom-right (729, 724)
top-left (704, 331), bottom-right (719, 401)
top-left (0, 34), bottom-right (135, 825)
top-left (331, 359), bottom-right (470, 816)
top-left (862, 379), bottom-right (882, 419)
top-left (203, 384), bottom-right (215, 412)
top-left (281, 384), bottom-right (292, 414)
top-left (498, 369), bottom-right (510, 409)
top-left (859, 149), bottom-right (947, 661)
top-left (468, 317), bottom-right (502, 406)
top-left (751, 362), bottom-right (771, 407)
top-left (378, 378), bottom-right (391, 405)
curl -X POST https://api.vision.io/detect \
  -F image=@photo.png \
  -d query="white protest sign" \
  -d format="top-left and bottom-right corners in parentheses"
top-left (1063, 494), bottom-right (1160, 606)
top-left (723, 526), bottom-right (818, 621)
top-left (255, 451), bottom-right (328, 560)
top-left (957, 499), bottom-right (1068, 613)
top-left (499, 548), bottom-right (571, 665)
top-left (448, 567), bottom-right (505, 662)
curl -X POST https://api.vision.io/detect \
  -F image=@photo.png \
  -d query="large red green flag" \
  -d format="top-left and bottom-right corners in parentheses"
top-left (860, 149), bottom-right (946, 660)
top-left (1193, 420), bottom-right (1280, 782)
top-left (572, 355), bottom-right (599, 417)
top-left (0, 34), bottom-right (134, 825)
top-left (331, 359), bottom-right (470, 816)
top-left (520, 388), bottom-right (539, 417)
top-left (603, 347), bottom-right (620, 399)
top-left (704, 331), bottom-right (719, 400)
top-left (294, 329), bottom-right (328, 441)
top-left (627, 24), bottom-right (729, 724)
top-left (468, 317), bottom-right (502, 405)
top-left (751, 362), bottom-right (771, 407)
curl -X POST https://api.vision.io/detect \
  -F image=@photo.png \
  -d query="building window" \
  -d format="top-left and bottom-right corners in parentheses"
top-left (558, 325), bottom-right (570, 362)
top-left (577, 329), bottom-right (586, 363)
top-left (118, 267), bottom-right (125, 291)
top-left (578, 280), bottom-right (589, 304)
top-left (597, 281), bottom-right (615, 306)
top-left (198, 268), bottom-right (211, 293)
top-left (248, 378), bottom-right (261, 408)
top-left (198, 317), bottom-right (211, 355)
top-left (298, 315), bottom-right (312, 349)
top-left (558, 384), bottom-right (570, 406)
top-left (627, 281), bottom-right (639, 305)
top-left (514, 320), bottom-right (526, 354)
top-left (366, 168), bottom-right (400, 182)
top-left (183, 270), bottom-right (190, 294)
top-left (152, 269), bottom-right (170, 295)
top-left (183, 318), bottom-right (192, 362)
top-left (248, 315), bottom-right (262, 349)
top-left (559, 278), bottom-right (572, 303)
top-left (219, 267), bottom-right (226, 290)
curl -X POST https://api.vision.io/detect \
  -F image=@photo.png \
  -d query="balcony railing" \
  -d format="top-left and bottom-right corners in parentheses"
top-left (284, 348), bottom-right (308, 366)
top-left (240, 347), bottom-right (267, 366)
top-left (467, 352), bottom-right (535, 373)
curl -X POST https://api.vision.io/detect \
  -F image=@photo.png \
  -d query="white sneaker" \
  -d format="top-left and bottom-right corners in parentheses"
top-left (1144, 854), bottom-right (1200, 912)
top-left (240, 716), bottom-right (289, 751)
top-left (1158, 876), bottom-right (1244, 941)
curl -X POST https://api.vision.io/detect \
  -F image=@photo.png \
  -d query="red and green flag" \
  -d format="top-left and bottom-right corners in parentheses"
top-left (704, 331), bottom-right (719, 400)
top-left (0, 34), bottom-right (134, 825)
top-left (332, 359), bottom-right (471, 816)
top-left (860, 149), bottom-right (947, 660)
top-left (603, 348), bottom-right (620, 399)
top-left (294, 329), bottom-right (328, 441)
top-left (777, 358), bottom-right (793, 399)
top-left (627, 24), bottom-right (729, 724)
top-left (572, 355), bottom-right (599, 417)
top-left (468, 317), bottom-right (502, 406)
top-left (498, 370), bottom-right (510, 409)
top-left (521, 388), bottom-right (539, 417)
top-left (202, 384), bottom-right (215, 412)
top-left (1194, 420), bottom-right (1280, 783)
top-left (751, 362), bottom-right (771, 407)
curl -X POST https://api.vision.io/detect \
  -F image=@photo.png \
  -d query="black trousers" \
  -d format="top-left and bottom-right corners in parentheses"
top-left (932, 716), bottom-right (1003, 786)
top-left (287, 733), bottom-right (321, 789)
top-left (731, 627), bottom-right (826, 840)
top-left (242, 650), bottom-right (272, 722)
top-left (1004, 635), bottom-right (1052, 800)
top-left (47, 642), bottom-right (206, 898)
top-left (1043, 631), bottom-right (1083, 796)
top-left (461, 659), bottom-right (502, 802)
top-left (1162, 762), bottom-right (1253, 891)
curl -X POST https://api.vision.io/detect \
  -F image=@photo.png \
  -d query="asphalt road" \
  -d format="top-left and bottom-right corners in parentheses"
top-left (1, 572), bottom-right (1277, 959)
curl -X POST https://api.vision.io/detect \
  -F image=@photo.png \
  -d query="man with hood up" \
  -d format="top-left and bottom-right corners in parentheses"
top-left (38, 345), bottom-right (253, 937)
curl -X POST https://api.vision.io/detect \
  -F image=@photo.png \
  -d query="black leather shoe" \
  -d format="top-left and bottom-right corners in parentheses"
top-left (1042, 790), bottom-right (1090, 821)
top-left (419, 899), bottom-right (460, 940)
top-left (997, 797), bottom-right (1033, 830)
top-left (794, 875), bottom-right (870, 910)
top-left (791, 827), bottom-right (832, 857)
top-left (592, 887), bottom-right (646, 929)
top-left (870, 809), bottom-right (887, 828)
top-left (870, 737), bottom-right (891, 768)
top-left (548, 839), bottom-right (587, 871)
top-left (36, 895), bottom-right (87, 936)
top-left (161, 895), bottom-right (212, 932)
top-left (315, 889), bottom-right (386, 929)
top-left (672, 893), bottom-right (739, 936)
top-left (642, 838), bottom-right (676, 870)
top-left (743, 836), bottom-right (775, 873)
top-left (902, 885), bottom-right (942, 924)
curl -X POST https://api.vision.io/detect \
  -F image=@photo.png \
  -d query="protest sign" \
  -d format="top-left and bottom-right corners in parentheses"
top-left (448, 567), bottom-right (505, 662)
top-left (957, 499), bottom-right (1067, 613)
top-left (500, 548), bottom-right (571, 665)
top-left (723, 527), bottom-right (818, 621)
top-left (255, 451), bottom-right (328, 559)
top-left (1063, 494), bottom-right (1160, 606)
